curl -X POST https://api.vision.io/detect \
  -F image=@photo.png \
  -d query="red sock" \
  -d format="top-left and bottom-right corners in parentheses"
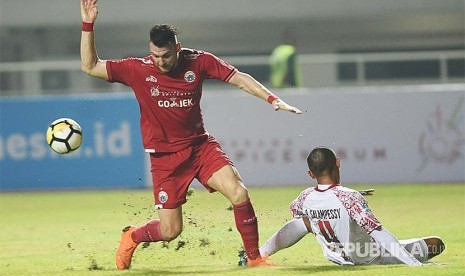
top-left (131, 219), bottom-right (165, 243)
top-left (233, 198), bottom-right (261, 260)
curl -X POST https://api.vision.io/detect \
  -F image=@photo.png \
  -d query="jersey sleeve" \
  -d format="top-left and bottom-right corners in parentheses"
top-left (290, 187), bottom-right (313, 218)
top-left (336, 190), bottom-right (382, 234)
top-left (201, 52), bottom-right (237, 82)
top-left (106, 58), bottom-right (136, 85)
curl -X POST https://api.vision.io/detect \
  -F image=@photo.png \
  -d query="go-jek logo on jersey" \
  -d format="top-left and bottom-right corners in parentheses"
top-left (158, 97), bottom-right (194, 108)
top-left (149, 85), bottom-right (195, 108)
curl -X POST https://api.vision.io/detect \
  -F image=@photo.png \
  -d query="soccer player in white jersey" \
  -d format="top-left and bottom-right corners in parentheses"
top-left (258, 147), bottom-right (445, 266)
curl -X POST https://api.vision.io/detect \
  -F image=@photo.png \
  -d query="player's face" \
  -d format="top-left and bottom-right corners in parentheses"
top-left (149, 42), bottom-right (180, 73)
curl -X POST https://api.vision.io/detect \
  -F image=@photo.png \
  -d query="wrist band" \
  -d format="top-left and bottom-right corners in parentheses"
top-left (267, 94), bottom-right (279, 104)
top-left (82, 22), bottom-right (94, 32)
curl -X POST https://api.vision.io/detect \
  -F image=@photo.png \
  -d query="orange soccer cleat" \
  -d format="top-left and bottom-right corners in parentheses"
top-left (247, 256), bottom-right (274, 267)
top-left (115, 226), bottom-right (139, 270)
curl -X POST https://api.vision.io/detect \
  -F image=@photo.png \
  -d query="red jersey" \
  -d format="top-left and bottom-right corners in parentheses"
top-left (106, 48), bottom-right (237, 152)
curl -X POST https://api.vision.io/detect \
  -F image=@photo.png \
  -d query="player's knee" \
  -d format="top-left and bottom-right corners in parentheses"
top-left (229, 185), bottom-right (249, 205)
top-left (161, 224), bottom-right (182, 241)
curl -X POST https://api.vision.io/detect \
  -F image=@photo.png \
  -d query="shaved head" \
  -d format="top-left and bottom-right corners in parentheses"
top-left (307, 147), bottom-right (337, 177)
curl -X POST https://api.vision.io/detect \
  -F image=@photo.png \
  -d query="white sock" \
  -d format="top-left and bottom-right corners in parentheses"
top-left (259, 218), bottom-right (309, 257)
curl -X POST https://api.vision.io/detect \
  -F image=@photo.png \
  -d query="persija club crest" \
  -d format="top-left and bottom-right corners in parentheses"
top-left (158, 191), bottom-right (168, 203)
top-left (184, 71), bottom-right (196, 83)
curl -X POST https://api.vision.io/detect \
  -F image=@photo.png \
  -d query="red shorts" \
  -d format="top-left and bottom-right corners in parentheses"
top-left (150, 136), bottom-right (233, 209)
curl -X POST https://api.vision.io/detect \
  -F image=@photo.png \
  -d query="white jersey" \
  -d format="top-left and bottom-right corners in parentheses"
top-left (290, 184), bottom-right (382, 265)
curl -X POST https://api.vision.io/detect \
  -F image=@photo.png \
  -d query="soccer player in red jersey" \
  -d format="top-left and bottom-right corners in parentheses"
top-left (80, 0), bottom-right (301, 270)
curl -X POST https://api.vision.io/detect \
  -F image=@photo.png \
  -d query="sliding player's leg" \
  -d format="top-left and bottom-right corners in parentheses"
top-left (372, 238), bottom-right (426, 265)
top-left (259, 218), bottom-right (310, 257)
top-left (375, 236), bottom-right (444, 265)
top-left (398, 236), bottom-right (445, 262)
top-left (422, 236), bottom-right (445, 260)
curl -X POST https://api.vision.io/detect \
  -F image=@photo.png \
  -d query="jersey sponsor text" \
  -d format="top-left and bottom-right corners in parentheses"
top-left (158, 98), bottom-right (194, 108)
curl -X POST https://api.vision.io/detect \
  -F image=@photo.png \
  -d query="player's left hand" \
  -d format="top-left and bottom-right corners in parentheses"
top-left (272, 99), bottom-right (302, 114)
top-left (359, 189), bottom-right (375, 196)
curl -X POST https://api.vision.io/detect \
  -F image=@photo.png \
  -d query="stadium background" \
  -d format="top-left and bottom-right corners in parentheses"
top-left (0, 0), bottom-right (464, 190)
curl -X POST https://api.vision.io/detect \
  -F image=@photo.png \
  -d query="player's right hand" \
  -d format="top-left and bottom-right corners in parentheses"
top-left (81, 0), bottom-right (98, 23)
top-left (272, 99), bottom-right (302, 114)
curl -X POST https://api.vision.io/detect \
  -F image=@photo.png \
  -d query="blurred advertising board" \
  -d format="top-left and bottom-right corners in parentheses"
top-left (0, 94), bottom-right (147, 191)
top-left (202, 84), bottom-right (465, 185)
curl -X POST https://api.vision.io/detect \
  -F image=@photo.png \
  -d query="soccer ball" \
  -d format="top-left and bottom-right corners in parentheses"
top-left (46, 118), bottom-right (82, 154)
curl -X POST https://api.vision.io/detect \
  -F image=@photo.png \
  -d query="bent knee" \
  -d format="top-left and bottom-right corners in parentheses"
top-left (229, 185), bottom-right (249, 205)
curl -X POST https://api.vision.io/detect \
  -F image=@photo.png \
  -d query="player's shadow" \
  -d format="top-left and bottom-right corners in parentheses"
top-left (283, 265), bottom-right (369, 273)
top-left (129, 267), bottom-right (239, 275)
top-left (128, 265), bottom-right (368, 275)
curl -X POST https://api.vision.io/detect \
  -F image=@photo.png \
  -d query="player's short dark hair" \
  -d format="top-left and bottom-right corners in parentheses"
top-left (149, 24), bottom-right (179, 47)
top-left (307, 147), bottom-right (337, 177)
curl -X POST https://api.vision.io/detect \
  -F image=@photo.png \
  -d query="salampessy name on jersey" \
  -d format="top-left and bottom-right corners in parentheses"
top-left (306, 208), bottom-right (341, 220)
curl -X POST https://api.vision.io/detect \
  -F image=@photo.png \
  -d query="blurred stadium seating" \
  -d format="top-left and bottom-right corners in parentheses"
top-left (0, 0), bottom-right (463, 95)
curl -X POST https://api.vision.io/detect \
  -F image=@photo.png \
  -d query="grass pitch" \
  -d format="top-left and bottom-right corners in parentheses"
top-left (0, 183), bottom-right (464, 275)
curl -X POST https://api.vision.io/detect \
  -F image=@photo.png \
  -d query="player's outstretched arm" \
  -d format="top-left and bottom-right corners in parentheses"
top-left (259, 218), bottom-right (309, 257)
top-left (228, 71), bottom-right (302, 114)
top-left (80, 0), bottom-right (108, 80)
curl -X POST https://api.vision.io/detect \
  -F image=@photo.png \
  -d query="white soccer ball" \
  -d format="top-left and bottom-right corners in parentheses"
top-left (46, 118), bottom-right (82, 154)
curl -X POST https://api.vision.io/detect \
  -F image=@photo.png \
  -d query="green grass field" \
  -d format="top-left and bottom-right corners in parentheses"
top-left (0, 183), bottom-right (464, 275)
